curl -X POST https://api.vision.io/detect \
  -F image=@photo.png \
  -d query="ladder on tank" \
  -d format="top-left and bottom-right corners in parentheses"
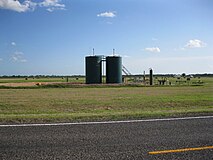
top-left (122, 65), bottom-right (132, 76)
top-left (122, 65), bottom-right (134, 83)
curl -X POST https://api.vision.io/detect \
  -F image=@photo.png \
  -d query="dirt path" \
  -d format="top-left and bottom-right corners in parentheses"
top-left (0, 82), bottom-right (61, 87)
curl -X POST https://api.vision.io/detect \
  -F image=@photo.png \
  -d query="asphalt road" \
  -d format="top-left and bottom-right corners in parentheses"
top-left (0, 117), bottom-right (213, 160)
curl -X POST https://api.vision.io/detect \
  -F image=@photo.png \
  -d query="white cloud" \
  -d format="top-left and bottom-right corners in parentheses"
top-left (0, 0), bottom-right (36, 12)
top-left (97, 11), bottom-right (116, 18)
top-left (40, 0), bottom-right (65, 7)
top-left (185, 39), bottom-right (206, 48)
top-left (11, 42), bottom-right (16, 46)
top-left (0, 0), bottom-right (65, 12)
top-left (46, 8), bottom-right (54, 12)
top-left (145, 47), bottom-right (160, 53)
top-left (11, 51), bottom-right (27, 63)
top-left (39, 0), bottom-right (65, 12)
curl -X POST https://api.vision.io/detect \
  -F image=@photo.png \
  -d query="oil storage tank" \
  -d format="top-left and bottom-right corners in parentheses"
top-left (106, 56), bottom-right (122, 83)
top-left (85, 56), bottom-right (103, 84)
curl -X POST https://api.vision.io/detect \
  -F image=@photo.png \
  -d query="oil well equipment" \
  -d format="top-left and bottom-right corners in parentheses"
top-left (85, 52), bottom-right (122, 84)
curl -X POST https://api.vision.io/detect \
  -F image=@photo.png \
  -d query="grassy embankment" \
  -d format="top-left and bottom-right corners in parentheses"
top-left (0, 77), bottom-right (212, 123)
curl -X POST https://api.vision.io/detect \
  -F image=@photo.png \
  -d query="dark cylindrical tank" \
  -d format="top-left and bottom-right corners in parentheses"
top-left (85, 56), bottom-right (103, 84)
top-left (149, 68), bottom-right (153, 85)
top-left (106, 56), bottom-right (122, 83)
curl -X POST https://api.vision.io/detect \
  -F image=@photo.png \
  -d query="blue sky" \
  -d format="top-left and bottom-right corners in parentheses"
top-left (0, 0), bottom-right (212, 75)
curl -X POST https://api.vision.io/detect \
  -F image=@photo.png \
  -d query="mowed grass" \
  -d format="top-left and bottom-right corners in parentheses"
top-left (0, 78), bottom-right (213, 123)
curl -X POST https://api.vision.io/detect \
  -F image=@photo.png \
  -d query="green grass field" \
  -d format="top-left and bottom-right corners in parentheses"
top-left (0, 77), bottom-right (212, 123)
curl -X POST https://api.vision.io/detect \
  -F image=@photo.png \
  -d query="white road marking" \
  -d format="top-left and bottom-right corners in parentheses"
top-left (0, 116), bottom-right (213, 127)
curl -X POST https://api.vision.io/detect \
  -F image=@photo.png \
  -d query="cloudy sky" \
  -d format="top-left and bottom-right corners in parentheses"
top-left (0, 0), bottom-right (212, 75)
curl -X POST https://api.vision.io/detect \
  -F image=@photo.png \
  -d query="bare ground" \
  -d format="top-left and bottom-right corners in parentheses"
top-left (0, 82), bottom-right (62, 87)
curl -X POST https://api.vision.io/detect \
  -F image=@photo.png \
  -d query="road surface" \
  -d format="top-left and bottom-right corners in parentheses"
top-left (0, 116), bottom-right (213, 159)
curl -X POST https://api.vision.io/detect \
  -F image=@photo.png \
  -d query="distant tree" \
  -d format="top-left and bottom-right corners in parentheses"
top-left (182, 73), bottom-right (186, 78)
